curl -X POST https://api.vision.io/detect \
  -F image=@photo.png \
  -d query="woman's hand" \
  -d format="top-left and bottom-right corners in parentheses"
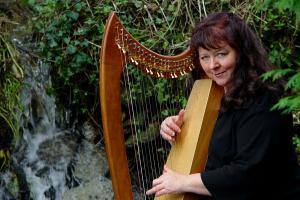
top-left (146, 165), bottom-right (187, 196)
top-left (160, 109), bottom-right (185, 142)
top-left (146, 166), bottom-right (211, 197)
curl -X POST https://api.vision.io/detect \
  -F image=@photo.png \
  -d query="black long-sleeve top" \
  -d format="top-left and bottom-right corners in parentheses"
top-left (201, 92), bottom-right (300, 200)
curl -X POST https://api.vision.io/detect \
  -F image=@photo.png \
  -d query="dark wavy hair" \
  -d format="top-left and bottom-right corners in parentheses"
top-left (190, 12), bottom-right (283, 110)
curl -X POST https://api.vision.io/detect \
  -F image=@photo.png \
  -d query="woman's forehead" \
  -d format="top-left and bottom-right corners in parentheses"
top-left (198, 43), bottom-right (231, 52)
top-left (199, 40), bottom-right (230, 50)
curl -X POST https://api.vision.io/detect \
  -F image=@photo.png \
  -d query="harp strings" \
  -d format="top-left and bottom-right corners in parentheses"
top-left (140, 75), bottom-right (164, 181)
top-left (119, 27), bottom-right (159, 199)
top-left (117, 25), bottom-right (193, 199)
top-left (118, 26), bottom-right (146, 198)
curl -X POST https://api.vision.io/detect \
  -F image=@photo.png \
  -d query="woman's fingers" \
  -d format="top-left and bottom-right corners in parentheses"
top-left (175, 109), bottom-right (185, 125)
top-left (146, 181), bottom-right (164, 195)
top-left (146, 174), bottom-right (168, 196)
top-left (161, 121), bottom-right (176, 136)
top-left (160, 119), bottom-right (177, 142)
top-left (160, 130), bottom-right (175, 142)
top-left (152, 177), bottom-right (163, 186)
top-left (160, 109), bottom-right (185, 142)
top-left (155, 188), bottom-right (170, 197)
top-left (146, 166), bottom-right (184, 197)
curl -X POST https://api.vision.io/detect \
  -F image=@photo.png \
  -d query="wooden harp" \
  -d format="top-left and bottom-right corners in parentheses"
top-left (99, 12), bottom-right (223, 200)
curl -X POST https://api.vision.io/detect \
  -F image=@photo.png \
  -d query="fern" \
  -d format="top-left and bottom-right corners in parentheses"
top-left (272, 95), bottom-right (300, 113)
top-left (261, 68), bottom-right (294, 81)
top-left (285, 72), bottom-right (300, 90)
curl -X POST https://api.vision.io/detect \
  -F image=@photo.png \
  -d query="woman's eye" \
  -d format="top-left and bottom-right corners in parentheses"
top-left (200, 56), bottom-right (209, 61)
top-left (217, 52), bottom-right (227, 58)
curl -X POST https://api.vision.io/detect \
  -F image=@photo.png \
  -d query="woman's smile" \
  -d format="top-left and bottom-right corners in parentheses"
top-left (214, 71), bottom-right (226, 77)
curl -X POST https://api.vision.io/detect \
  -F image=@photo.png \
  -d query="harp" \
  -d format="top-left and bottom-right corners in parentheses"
top-left (99, 12), bottom-right (223, 200)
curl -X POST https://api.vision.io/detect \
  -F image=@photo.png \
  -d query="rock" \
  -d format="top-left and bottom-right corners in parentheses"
top-left (37, 132), bottom-right (79, 167)
top-left (63, 176), bottom-right (113, 200)
top-left (72, 140), bottom-right (109, 183)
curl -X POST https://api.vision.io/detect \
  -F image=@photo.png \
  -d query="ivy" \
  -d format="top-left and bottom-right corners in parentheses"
top-left (25, 0), bottom-right (105, 118)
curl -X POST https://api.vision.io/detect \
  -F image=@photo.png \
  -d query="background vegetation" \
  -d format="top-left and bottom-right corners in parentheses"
top-left (0, 0), bottom-right (299, 173)
top-left (0, 2), bottom-right (25, 171)
top-left (26, 0), bottom-right (300, 150)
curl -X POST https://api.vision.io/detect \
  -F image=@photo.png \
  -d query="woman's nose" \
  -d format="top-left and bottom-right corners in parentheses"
top-left (209, 57), bottom-right (218, 69)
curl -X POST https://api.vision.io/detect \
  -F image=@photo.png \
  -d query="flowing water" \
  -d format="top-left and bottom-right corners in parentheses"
top-left (0, 35), bottom-right (112, 200)
top-left (11, 38), bottom-right (78, 199)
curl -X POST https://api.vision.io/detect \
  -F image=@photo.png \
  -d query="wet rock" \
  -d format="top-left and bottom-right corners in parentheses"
top-left (37, 132), bottom-right (79, 167)
top-left (63, 176), bottom-right (113, 200)
top-left (81, 121), bottom-right (98, 142)
top-left (72, 140), bottom-right (109, 182)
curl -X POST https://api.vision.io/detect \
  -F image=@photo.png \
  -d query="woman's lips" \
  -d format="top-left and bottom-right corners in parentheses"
top-left (214, 71), bottom-right (226, 78)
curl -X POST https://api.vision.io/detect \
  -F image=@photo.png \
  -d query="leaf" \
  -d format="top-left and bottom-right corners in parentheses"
top-left (275, 0), bottom-right (294, 9)
top-left (73, 27), bottom-right (89, 36)
top-left (294, 0), bottom-right (300, 22)
top-left (74, 2), bottom-right (84, 12)
top-left (133, 0), bottom-right (143, 8)
top-left (66, 45), bottom-right (77, 54)
top-left (260, 69), bottom-right (294, 81)
top-left (286, 72), bottom-right (300, 89)
top-left (66, 11), bottom-right (79, 21)
top-left (272, 95), bottom-right (300, 113)
top-left (63, 37), bottom-right (70, 44)
top-left (48, 38), bottom-right (58, 48)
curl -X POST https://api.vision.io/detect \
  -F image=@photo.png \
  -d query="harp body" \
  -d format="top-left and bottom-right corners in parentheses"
top-left (99, 12), bottom-right (223, 200)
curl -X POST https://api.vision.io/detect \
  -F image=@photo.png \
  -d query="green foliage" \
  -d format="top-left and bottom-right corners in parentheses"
top-left (23, 0), bottom-right (300, 153)
top-left (0, 150), bottom-right (11, 171)
top-left (252, 1), bottom-right (299, 116)
top-left (24, 0), bottom-right (198, 121)
top-left (0, 35), bottom-right (23, 138)
top-left (25, 0), bottom-right (105, 118)
top-left (256, 0), bottom-right (300, 152)
top-left (262, 0), bottom-right (300, 22)
top-left (0, 30), bottom-right (23, 171)
top-left (261, 69), bottom-right (294, 81)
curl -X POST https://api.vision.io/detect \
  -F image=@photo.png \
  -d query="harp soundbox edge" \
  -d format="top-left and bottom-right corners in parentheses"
top-left (155, 80), bottom-right (223, 200)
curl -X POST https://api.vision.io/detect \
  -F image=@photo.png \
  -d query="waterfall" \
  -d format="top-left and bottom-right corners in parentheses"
top-left (13, 52), bottom-right (78, 199)
top-left (0, 14), bottom-right (113, 197)
top-left (0, 36), bottom-right (113, 200)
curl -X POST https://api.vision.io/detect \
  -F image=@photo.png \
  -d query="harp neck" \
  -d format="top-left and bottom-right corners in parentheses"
top-left (101, 11), bottom-right (195, 78)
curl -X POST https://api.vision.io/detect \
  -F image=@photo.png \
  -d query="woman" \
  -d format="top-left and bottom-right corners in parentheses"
top-left (146, 12), bottom-right (300, 199)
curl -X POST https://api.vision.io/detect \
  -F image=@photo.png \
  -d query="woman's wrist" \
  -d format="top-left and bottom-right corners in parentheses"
top-left (183, 173), bottom-right (211, 196)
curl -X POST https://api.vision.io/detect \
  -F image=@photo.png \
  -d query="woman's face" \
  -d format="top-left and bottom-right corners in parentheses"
top-left (198, 44), bottom-right (238, 92)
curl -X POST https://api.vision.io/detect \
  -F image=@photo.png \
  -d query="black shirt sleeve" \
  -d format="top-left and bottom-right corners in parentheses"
top-left (200, 95), bottom-right (297, 200)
